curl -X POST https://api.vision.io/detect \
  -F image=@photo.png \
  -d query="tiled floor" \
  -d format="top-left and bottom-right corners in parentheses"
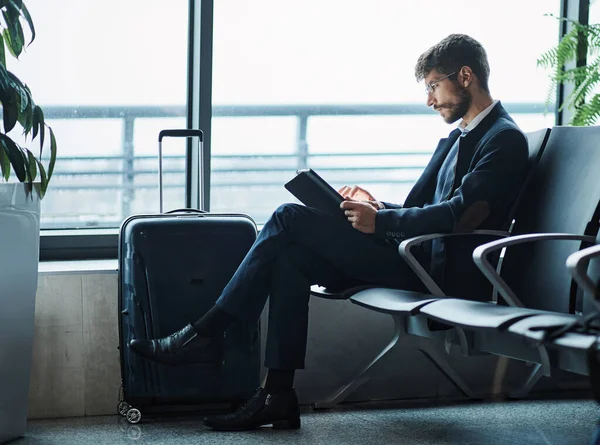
top-left (14, 399), bottom-right (600, 445)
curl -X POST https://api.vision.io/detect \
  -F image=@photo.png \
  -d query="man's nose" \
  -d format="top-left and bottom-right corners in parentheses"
top-left (426, 92), bottom-right (435, 107)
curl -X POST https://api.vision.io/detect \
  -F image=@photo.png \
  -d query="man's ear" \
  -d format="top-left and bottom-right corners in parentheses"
top-left (460, 66), bottom-right (474, 88)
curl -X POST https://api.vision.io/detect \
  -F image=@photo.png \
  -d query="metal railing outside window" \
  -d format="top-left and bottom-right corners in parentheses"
top-left (39, 103), bottom-right (550, 229)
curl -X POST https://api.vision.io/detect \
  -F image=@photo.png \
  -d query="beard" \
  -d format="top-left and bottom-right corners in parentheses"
top-left (437, 84), bottom-right (472, 124)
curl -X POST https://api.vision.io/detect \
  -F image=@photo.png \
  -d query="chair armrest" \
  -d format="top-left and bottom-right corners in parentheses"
top-left (566, 244), bottom-right (600, 298)
top-left (473, 233), bottom-right (597, 307)
top-left (399, 230), bottom-right (509, 297)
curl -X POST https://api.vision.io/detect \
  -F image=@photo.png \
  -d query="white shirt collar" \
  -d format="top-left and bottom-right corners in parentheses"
top-left (460, 99), bottom-right (499, 134)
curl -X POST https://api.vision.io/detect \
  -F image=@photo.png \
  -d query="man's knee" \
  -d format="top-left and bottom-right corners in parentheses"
top-left (273, 203), bottom-right (303, 218)
top-left (270, 203), bottom-right (305, 228)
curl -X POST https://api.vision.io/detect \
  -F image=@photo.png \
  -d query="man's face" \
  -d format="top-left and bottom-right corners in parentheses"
top-left (424, 69), bottom-right (471, 124)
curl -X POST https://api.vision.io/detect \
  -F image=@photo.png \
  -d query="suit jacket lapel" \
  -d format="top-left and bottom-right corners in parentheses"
top-left (403, 102), bottom-right (512, 207)
top-left (404, 128), bottom-right (462, 207)
top-left (453, 102), bottom-right (509, 186)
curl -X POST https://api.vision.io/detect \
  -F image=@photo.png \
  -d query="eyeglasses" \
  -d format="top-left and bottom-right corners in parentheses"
top-left (425, 72), bottom-right (456, 95)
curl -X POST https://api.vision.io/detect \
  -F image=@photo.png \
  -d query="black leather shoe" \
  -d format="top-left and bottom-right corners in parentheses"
top-left (129, 324), bottom-right (223, 365)
top-left (203, 387), bottom-right (300, 431)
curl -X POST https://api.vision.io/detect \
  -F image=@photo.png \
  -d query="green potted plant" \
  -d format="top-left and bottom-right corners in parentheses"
top-left (538, 6), bottom-right (600, 125)
top-left (0, 1), bottom-right (56, 443)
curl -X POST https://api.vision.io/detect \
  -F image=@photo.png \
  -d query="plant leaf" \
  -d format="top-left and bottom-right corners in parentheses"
top-left (35, 158), bottom-right (47, 197)
top-left (5, 1), bottom-right (27, 50)
top-left (573, 94), bottom-right (600, 126)
top-left (22, 100), bottom-right (33, 132)
top-left (46, 126), bottom-right (57, 182)
top-left (0, 63), bottom-right (10, 97)
top-left (539, 13), bottom-right (600, 126)
top-left (36, 106), bottom-right (45, 153)
top-left (7, 71), bottom-right (30, 114)
top-left (0, 139), bottom-right (10, 181)
top-left (0, 3), bottom-right (56, 195)
top-left (2, 8), bottom-right (24, 58)
top-left (25, 147), bottom-right (37, 184)
top-left (15, 0), bottom-right (35, 45)
top-left (0, 33), bottom-right (5, 67)
top-left (21, 83), bottom-right (34, 132)
top-left (0, 64), bottom-right (34, 133)
top-left (2, 29), bottom-right (14, 58)
top-left (5, 71), bottom-right (35, 134)
top-left (0, 135), bottom-right (26, 181)
top-left (18, 144), bottom-right (29, 184)
top-left (2, 88), bottom-right (19, 133)
top-left (32, 104), bottom-right (41, 140)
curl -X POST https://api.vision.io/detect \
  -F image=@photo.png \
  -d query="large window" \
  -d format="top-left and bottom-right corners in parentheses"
top-left (8, 0), bottom-right (189, 229)
top-left (212, 0), bottom-right (560, 224)
top-left (9, 1), bottom-right (568, 258)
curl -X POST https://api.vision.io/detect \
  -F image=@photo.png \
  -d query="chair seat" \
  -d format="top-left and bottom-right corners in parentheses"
top-left (508, 314), bottom-right (580, 340)
top-left (508, 314), bottom-right (598, 350)
top-left (551, 333), bottom-right (598, 351)
top-left (349, 288), bottom-right (439, 315)
top-left (418, 298), bottom-right (550, 331)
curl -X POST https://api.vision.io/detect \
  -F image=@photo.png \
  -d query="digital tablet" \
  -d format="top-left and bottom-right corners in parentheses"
top-left (284, 168), bottom-right (346, 219)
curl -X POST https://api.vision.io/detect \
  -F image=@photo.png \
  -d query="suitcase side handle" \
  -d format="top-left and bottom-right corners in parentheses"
top-left (158, 129), bottom-right (204, 142)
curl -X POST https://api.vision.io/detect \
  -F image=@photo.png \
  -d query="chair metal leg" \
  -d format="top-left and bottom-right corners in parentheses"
top-left (508, 363), bottom-right (544, 399)
top-left (314, 315), bottom-right (405, 408)
top-left (508, 346), bottom-right (550, 399)
top-left (492, 356), bottom-right (510, 396)
top-left (417, 340), bottom-right (477, 399)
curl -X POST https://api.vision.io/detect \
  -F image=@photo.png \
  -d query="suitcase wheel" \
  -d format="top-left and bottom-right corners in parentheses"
top-left (126, 408), bottom-right (142, 424)
top-left (118, 401), bottom-right (130, 417)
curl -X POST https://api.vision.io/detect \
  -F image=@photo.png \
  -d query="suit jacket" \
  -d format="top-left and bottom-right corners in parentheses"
top-left (375, 102), bottom-right (529, 298)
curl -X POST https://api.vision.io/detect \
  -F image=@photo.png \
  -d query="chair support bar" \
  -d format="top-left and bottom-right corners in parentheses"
top-left (566, 244), bottom-right (600, 299)
top-left (399, 230), bottom-right (508, 297)
top-left (473, 233), bottom-right (597, 308)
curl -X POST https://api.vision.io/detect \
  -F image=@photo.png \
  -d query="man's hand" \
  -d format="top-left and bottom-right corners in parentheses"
top-left (340, 199), bottom-right (377, 234)
top-left (338, 185), bottom-right (376, 201)
top-left (338, 185), bottom-right (383, 211)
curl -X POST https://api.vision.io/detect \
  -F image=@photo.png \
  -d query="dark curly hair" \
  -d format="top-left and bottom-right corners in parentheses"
top-left (414, 34), bottom-right (490, 93)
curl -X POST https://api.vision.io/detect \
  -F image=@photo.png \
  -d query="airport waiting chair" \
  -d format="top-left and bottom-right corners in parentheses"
top-left (417, 125), bottom-right (600, 394)
top-left (310, 128), bottom-right (551, 406)
top-left (506, 243), bottom-right (600, 376)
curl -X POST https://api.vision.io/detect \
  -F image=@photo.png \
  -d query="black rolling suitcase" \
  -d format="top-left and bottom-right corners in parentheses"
top-left (117, 129), bottom-right (260, 424)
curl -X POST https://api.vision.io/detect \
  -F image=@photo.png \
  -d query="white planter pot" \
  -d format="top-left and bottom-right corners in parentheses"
top-left (0, 183), bottom-right (40, 444)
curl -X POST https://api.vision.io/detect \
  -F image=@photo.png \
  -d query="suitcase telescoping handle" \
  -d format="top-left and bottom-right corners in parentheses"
top-left (157, 129), bottom-right (204, 213)
top-left (158, 129), bottom-right (204, 142)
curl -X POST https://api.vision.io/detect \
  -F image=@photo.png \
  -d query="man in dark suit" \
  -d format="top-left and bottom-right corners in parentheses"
top-left (130, 34), bottom-right (529, 431)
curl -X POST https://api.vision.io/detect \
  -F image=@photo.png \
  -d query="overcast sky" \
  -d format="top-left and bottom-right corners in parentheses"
top-left (12, 0), bottom-right (559, 106)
